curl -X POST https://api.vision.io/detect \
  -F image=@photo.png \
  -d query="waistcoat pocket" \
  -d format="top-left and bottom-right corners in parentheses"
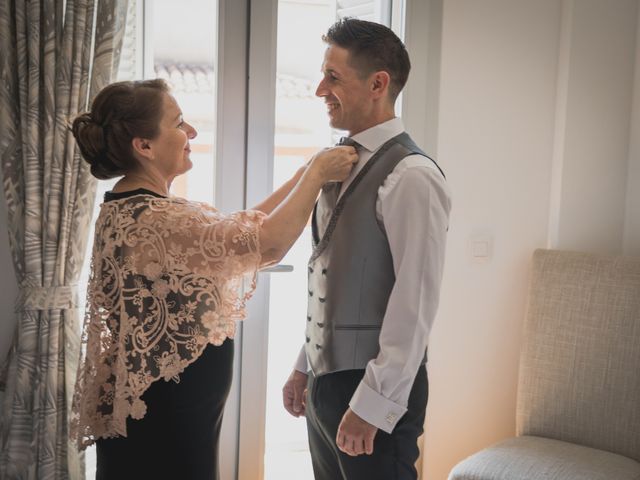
top-left (334, 325), bottom-right (381, 331)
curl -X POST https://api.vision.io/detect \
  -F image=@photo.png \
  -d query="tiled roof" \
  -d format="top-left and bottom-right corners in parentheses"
top-left (154, 62), bottom-right (316, 99)
top-left (275, 73), bottom-right (317, 99)
top-left (155, 62), bottom-right (215, 94)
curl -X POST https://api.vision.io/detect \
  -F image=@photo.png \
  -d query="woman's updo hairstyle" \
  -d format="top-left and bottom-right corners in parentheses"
top-left (71, 79), bottom-right (169, 180)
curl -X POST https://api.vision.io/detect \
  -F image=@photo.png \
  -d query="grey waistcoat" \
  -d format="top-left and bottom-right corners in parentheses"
top-left (305, 132), bottom-right (444, 376)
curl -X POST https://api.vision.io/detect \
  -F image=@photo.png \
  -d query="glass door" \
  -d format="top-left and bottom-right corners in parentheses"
top-left (263, 3), bottom-right (336, 478)
top-left (238, 2), bottom-right (404, 479)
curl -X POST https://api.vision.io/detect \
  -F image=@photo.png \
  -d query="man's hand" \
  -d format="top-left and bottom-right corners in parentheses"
top-left (282, 370), bottom-right (308, 417)
top-left (336, 408), bottom-right (378, 456)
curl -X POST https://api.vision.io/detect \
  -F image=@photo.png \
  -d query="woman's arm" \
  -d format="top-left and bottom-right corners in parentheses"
top-left (252, 165), bottom-right (307, 215)
top-left (258, 147), bottom-right (357, 265)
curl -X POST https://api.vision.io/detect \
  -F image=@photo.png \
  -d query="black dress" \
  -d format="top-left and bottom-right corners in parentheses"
top-left (95, 189), bottom-right (234, 480)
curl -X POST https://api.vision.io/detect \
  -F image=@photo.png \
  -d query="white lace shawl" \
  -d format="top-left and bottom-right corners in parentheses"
top-left (70, 195), bottom-right (265, 450)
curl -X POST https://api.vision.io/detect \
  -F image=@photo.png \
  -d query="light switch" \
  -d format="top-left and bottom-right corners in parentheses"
top-left (472, 241), bottom-right (489, 258)
top-left (468, 235), bottom-right (492, 263)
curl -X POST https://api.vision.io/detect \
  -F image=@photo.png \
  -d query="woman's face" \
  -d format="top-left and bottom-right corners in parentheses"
top-left (147, 93), bottom-right (198, 179)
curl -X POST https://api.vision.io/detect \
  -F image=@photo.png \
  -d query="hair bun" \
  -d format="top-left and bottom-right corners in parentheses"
top-left (71, 79), bottom-right (170, 180)
top-left (71, 113), bottom-right (106, 166)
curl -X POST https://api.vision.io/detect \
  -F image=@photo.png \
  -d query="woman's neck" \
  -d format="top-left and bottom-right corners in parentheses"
top-left (112, 172), bottom-right (172, 197)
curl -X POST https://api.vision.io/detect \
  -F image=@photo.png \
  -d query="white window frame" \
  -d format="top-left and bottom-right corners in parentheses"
top-left (236, 0), bottom-right (279, 477)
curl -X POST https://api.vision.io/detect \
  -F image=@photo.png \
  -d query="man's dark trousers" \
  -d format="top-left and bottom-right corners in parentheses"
top-left (305, 365), bottom-right (429, 480)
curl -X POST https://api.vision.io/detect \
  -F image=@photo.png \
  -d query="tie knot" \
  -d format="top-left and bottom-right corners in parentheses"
top-left (337, 136), bottom-right (360, 149)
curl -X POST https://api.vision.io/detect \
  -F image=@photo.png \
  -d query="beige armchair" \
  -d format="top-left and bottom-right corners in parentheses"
top-left (449, 249), bottom-right (640, 480)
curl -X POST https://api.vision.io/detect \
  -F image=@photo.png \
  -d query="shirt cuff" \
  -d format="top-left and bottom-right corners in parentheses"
top-left (349, 380), bottom-right (408, 434)
top-left (294, 345), bottom-right (308, 373)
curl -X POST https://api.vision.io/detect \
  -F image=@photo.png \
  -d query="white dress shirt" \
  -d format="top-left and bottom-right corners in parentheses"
top-left (295, 117), bottom-right (452, 433)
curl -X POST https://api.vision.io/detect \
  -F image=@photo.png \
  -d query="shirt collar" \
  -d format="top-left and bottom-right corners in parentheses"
top-left (350, 117), bottom-right (405, 153)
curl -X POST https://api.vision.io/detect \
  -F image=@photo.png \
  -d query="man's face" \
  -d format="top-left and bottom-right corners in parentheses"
top-left (315, 44), bottom-right (373, 135)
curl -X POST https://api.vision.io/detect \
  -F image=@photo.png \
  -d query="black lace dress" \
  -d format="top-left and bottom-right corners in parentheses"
top-left (95, 190), bottom-right (234, 480)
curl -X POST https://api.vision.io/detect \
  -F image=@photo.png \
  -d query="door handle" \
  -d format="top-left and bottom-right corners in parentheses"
top-left (261, 264), bottom-right (294, 273)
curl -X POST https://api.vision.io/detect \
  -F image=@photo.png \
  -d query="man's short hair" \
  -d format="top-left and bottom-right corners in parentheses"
top-left (323, 17), bottom-right (411, 102)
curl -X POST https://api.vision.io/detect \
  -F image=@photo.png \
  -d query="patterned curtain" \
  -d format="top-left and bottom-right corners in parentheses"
top-left (0, 1), bottom-right (127, 478)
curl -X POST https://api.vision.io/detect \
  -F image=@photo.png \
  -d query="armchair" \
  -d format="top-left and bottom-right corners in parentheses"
top-left (449, 249), bottom-right (640, 480)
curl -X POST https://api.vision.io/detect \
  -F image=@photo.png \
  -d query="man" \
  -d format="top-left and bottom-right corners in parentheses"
top-left (282, 18), bottom-right (451, 480)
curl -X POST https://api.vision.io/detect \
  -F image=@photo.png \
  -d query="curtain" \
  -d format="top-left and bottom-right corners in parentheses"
top-left (0, 0), bottom-right (127, 478)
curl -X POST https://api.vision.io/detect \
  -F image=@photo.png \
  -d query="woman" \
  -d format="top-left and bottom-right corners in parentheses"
top-left (69, 79), bottom-right (357, 479)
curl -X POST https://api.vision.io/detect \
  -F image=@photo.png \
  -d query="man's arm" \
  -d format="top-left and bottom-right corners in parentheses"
top-left (337, 158), bottom-right (451, 454)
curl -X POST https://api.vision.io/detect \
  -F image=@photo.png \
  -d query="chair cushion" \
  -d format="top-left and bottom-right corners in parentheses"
top-left (448, 436), bottom-right (640, 480)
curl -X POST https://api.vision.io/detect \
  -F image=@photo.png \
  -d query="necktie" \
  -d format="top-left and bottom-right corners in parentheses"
top-left (317, 137), bottom-right (359, 229)
top-left (337, 136), bottom-right (360, 150)
top-left (329, 137), bottom-right (360, 197)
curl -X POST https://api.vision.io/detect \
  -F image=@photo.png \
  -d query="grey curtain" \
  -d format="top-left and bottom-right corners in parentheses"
top-left (0, 1), bottom-right (127, 478)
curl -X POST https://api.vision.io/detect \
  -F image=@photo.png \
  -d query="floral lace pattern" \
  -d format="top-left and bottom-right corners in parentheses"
top-left (70, 195), bottom-right (265, 450)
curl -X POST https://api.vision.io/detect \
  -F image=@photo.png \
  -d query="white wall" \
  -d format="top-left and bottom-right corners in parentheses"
top-left (419, 1), bottom-right (562, 478)
top-left (413, 1), bottom-right (639, 479)
top-left (625, 4), bottom-right (640, 256)
top-left (550, 0), bottom-right (637, 254)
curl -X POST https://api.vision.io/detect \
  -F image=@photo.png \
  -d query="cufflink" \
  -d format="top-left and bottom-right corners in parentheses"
top-left (386, 413), bottom-right (397, 424)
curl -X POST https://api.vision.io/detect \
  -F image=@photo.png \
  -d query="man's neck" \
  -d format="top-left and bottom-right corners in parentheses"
top-left (348, 111), bottom-right (396, 137)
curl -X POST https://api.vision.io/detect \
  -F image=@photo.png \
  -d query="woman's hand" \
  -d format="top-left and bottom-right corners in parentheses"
top-left (307, 146), bottom-right (358, 183)
top-left (258, 146), bottom-right (357, 265)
